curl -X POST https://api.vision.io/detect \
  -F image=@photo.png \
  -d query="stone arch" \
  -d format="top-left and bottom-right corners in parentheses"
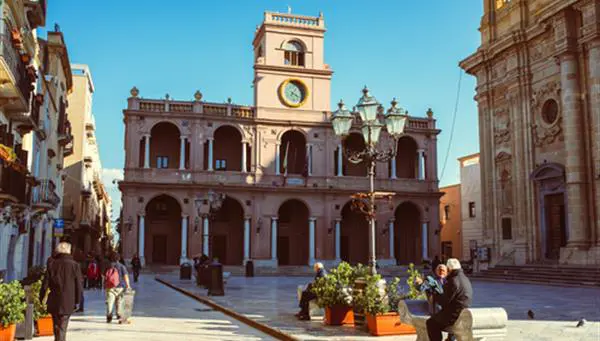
top-left (279, 130), bottom-right (307, 175)
top-left (395, 136), bottom-right (418, 179)
top-left (144, 194), bottom-right (182, 265)
top-left (276, 128), bottom-right (308, 142)
top-left (149, 120), bottom-right (182, 134)
top-left (144, 192), bottom-right (185, 211)
top-left (340, 201), bottom-right (369, 265)
top-left (212, 196), bottom-right (245, 265)
top-left (343, 132), bottom-right (368, 177)
top-left (210, 122), bottom-right (250, 142)
top-left (279, 38), bottom-right (308, 52)
top-left (148, 122), bottom-right (181, 169)
top-left (277, 199), bottom-right (310, 265)
top-left (212, 125), bottom-right (243, 171)
top-left (394, 201), bottom-right (423, 264)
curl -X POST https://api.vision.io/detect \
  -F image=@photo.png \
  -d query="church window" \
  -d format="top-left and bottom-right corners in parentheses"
top-left (541, 99), bottom-right (559, 125)
top-left (502, 217), bottom-right (512, 240)
top-left (284, 40), bottom-right (305, 66)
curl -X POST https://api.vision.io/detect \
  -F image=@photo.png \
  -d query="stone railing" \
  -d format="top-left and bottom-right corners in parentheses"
top-left (407, 117), bottom-right (433, 130)
top-left (132, 98), bottom-right (255, 119)
top-left (265, 12), bottom-right (324, 29)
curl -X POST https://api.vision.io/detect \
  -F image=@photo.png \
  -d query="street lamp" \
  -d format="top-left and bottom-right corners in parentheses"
top-left (331, 86), bottom-right (408, 275)
top-left (194, 190), bottom-right (226, 256)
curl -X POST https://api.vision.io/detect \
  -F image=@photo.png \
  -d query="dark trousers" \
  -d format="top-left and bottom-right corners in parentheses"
top-left (51, 314), bottom-right (70, 341)
top-left (299, 290), bottom-right (317, 314)
top-left (133, 269), bottom-right (140, 283)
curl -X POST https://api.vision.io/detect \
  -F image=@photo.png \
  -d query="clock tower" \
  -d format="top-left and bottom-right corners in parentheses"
top-left (253, 11), bottom-right (332, 121)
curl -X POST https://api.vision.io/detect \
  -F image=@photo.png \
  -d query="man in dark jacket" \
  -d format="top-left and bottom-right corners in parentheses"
top-left (425, 258), bottom-right (473, 341)
top-left (296, 262), bottom-right (327, 321)
top-left (40, 242), bottom-right (83, 341)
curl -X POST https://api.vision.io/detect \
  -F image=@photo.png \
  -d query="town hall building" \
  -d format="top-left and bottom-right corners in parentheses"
top-left (119, 11), bottom-right (442, 268)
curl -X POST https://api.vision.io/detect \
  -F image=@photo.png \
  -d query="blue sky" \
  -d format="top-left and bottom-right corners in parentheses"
top-left (42, 1), bottom-right (483, 216)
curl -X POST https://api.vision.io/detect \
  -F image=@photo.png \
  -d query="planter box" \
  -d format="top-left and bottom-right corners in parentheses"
top-left (325, 305), bottom-right (354, 326)
top-left (35, 315), bottom-right (53, 337)
top-left (0, 324), bottom-right (16, 341)
top-left (366, 312), bottom-right (416, 336)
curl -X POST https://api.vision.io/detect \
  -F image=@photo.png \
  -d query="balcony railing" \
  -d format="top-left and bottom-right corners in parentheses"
top-left (132, 98), bottom-right (256, 119)
top-left (0, 22), bottom-right (35, 113)
top-left (31, 179), bottom-right (60, 209)
top-left (0, 162), bottom-right (29, 204)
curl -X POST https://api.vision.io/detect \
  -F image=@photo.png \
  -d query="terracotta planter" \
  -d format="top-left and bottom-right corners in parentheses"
top-left (366, 312), bottom-right (416, 336)
top-left (324, 305), bottom-right (354, 326)
top-left (36, 315), bottom-right (53, 337)
top-left (0, 324), bottom-right (16, 341)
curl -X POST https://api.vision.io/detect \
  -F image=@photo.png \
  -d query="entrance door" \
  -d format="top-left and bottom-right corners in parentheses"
top-left (212, 235), bottom-right (227, 264)
top-left (277, 236), bottom-right (290, 265)
top-left (545, 193), bottom-right (566, 260)
top-left (340, 236), bottom-right (350, 263)
top-left (152, 235), bottom-right (167, 264)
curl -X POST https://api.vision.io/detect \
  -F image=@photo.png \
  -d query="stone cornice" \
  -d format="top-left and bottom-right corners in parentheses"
top-left (254, 64), bottom-right (333, 77)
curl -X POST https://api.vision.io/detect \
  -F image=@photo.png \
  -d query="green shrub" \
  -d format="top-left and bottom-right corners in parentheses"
top-left (29, 278), bottom-right (49, 321)
top-left (354, 275), bottom-right (403, 315)
top-left (0, 281), bottom-right (27, 327)
top-left (405, 263), bottom-right (426, 300)
top-left (312, 262), bottom-right (354, 308)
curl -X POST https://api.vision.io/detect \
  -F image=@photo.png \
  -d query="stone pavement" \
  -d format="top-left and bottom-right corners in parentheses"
top-left (36, 274), bottom-right (275, 341)
top-left (160, 274), bottom-right (600, 341)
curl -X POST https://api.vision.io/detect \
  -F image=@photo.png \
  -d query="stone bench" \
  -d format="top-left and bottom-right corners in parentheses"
top-left (398, 300), bottom-right (507, 341)
top-left (297, 285), bottom-right (324, 317)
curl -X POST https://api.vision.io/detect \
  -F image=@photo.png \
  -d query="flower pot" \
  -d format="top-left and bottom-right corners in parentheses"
top-left (325, 305), bottom-right (354, 326)
top-left (35, 315), bottom-right (53, 337)
top-left (366, 312), bottom-right (416, 336)
top-left (0, 324), bottom-right (16, 341)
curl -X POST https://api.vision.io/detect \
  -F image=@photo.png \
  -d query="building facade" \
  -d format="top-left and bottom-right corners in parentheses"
top-left (120, 11), bottom-right (442, 268)
top-left (458, 153), bottom-right (483, 262)
top-left (439, 184), bottom-right (462, 260)
top-left (460, 0), bottom-right (600, 265)
top-left (63, 64), bottom-right (112, 258)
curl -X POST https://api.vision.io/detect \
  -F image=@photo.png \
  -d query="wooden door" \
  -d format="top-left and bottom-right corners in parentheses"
top-left (277, 236), bottom-right (290, 265)
top-left (545, 194), bottom-right (566, 260)
top-left (152, 235), bottom-right (167, 264)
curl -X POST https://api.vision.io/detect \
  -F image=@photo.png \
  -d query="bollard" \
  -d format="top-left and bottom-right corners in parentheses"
top-left (207, 263), bottom-right (224, 296)
top-left (245, 260), bottom-right (254, 277)
top-left (180, 263), bottom-right (192, 280)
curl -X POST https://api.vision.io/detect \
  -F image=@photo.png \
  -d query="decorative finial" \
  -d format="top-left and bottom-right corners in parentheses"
top-left (391, 97), bottom-right (398, 108)
top-left (54, 23), bottom-right (60, 32)
top-left (426, 108), bottom-right (434, 118)
top-left (194, 90), bottom-right (203, 101)
top-left (227, 97), bottom-right (232, 104)
top-left (287, 5), bottom-right (292, 14)
top-left (337, 99), bottom-right (344, 109)
top-left (319, 11), bottom-right (324, 18)
top-left (165, 94), bottom-right (170, 100)
top-left (362, 85), bottom-right (369, 97)
top-left (130, 86), bottom-right (139, 98)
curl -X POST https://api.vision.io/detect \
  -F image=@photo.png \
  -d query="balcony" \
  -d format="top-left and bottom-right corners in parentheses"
top-left (81, 182), bottom-right (92, 197)
top-left (31, 179), bottom-right (60, 211)
top-left (0, 161), bottom-right (29, 204)
top-left (123, 168), bottom-right (436, 194)
top-left (83, 156), bottom-right (93, 168)
top-left (25, 0), bottom-right (47, 29)
top-left (0, 22), bottom-right (35, 115)
top-left (131, 98), bottom-right (256, 119)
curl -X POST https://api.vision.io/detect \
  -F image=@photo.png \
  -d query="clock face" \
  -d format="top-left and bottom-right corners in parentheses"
top-left (280, 79), bottom-right (308, 107)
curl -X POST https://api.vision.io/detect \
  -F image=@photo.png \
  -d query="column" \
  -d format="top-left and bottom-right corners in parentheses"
top-left (335, 218), bottom-right (341, 261)
top-left (390, 158), bottom-right (397, 179)
top-left (271, 217), bottom-right (278, 260)
top-left (560, 53), bottom-right (589, 247)
top-left (179, 136), bottom-right (186, 170)
top-left (180, 215), bottom-right (188, 264)
top-left (143, 135), bottom-right (150, 169)
top-left (202, 215), bottom-right (209, 256)
top-left (308, 217), bottom-right (316, 265)
top-left (421, 222), bottom-right (428, 260)
top-left (207, 138), bottom-right (214, 171)
top-left (588, 39), bottom-right (600, 245)
top-left (336, 144), bottom-right (343, 177)
top-left (243, 216), bottom-right (251, 261)
top-left (389, 218), bottom-right (395, 259)
top-left (417, 149), bottom-right (425, 180)
top-left (306, 144), bottom-right (312, 176)
top-left (138, 214), bottom-right (145, 265)
top-left (275, 144), bottom-right (281, 175)
top-left (241, 142), bottom-right (248, 173)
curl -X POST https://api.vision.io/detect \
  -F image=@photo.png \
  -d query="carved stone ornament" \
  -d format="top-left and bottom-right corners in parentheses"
top-left (495, 151), bottom-right (512, 164)
top-left (493, 108), bottom-right (510, 145)
top-left (532, 117), bottom-right (563, 147)
top-left (531, 82), bottom-right (560, 110)
top-left (531, 81), bottom-right (563, 146)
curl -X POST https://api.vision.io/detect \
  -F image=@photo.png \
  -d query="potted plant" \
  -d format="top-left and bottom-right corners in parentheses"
top-left (403, 263), bottom-right (430, 315)
top-left (29, 277), bottom-right (52, 337)
top-left (0, 280), bottom-right (27, 341)
top-left (312, 262), bottom-right (355, 325)
top-left (356, 275), bottom-right (416, 336)
top-left (350, 263), bottom-right (370, 328)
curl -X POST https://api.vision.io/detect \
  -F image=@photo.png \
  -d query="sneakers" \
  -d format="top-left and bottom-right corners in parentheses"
top-left (106, 316), bottom-right (112, 323)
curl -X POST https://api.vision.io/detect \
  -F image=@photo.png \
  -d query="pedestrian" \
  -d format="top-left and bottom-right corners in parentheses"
top-left (86, 258), bottom-right (100, 290)
top-left (131, 253), bottom-right (142, 283)
top-left (39, 242), bottom-right (83, 341)
top-left (424, 258), bottom-right (473, 341)
top-left (296, 262), bottom-right (327, 321)
top-left (105, 252), bottom-right (132, 324)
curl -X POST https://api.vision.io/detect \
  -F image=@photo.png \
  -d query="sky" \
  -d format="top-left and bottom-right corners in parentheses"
top-left (42, 1), bottom-right (483, 219)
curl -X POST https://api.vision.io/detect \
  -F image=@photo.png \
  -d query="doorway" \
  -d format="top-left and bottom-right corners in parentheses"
top-left (277, 236), bottom-right (290, 265)
top-left (212, 235), bottom-right (227, 264)
top-left (152, 235), bottom-right (167, 264)
top-left (544, 193), bottom-right (566, 260)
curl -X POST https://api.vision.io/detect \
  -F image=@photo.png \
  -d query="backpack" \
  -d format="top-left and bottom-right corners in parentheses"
top-left (104, 266), bottom-right (120, 289)
top-left (87, 262), bottom-right (98, 279)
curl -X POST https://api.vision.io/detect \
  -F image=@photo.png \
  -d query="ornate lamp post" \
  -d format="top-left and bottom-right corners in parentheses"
top-left (331, 86), bottom-right (408, 275)
top-left (194, 190), bottom-right (226, 257)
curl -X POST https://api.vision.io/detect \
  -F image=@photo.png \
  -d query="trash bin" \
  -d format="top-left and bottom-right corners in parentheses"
top-left (180, 263), bottom-right (192, 280)
top-left (207, 263), bottom-right (224, 296)
top-left (245, 260), bottom-right (254, 277)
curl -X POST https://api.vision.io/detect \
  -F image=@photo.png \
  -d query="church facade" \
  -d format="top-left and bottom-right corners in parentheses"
top-left (119, 11), bottom-right (442, 268)
top-left (460, 0), bottom-right (600, 265)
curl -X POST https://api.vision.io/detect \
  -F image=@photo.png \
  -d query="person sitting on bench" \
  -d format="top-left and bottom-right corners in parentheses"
top-left (295, 262), bottom-right (327, 321)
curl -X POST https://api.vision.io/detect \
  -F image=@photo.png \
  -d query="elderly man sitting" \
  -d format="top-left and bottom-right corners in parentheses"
top-left (417, 264), bottom-right (456, 341)
top-left (295, 262), bottom-right (327, 321)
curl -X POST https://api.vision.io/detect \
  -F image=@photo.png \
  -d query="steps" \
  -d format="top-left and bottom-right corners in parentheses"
top-left (472, 264), bottom-right (600, 287)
